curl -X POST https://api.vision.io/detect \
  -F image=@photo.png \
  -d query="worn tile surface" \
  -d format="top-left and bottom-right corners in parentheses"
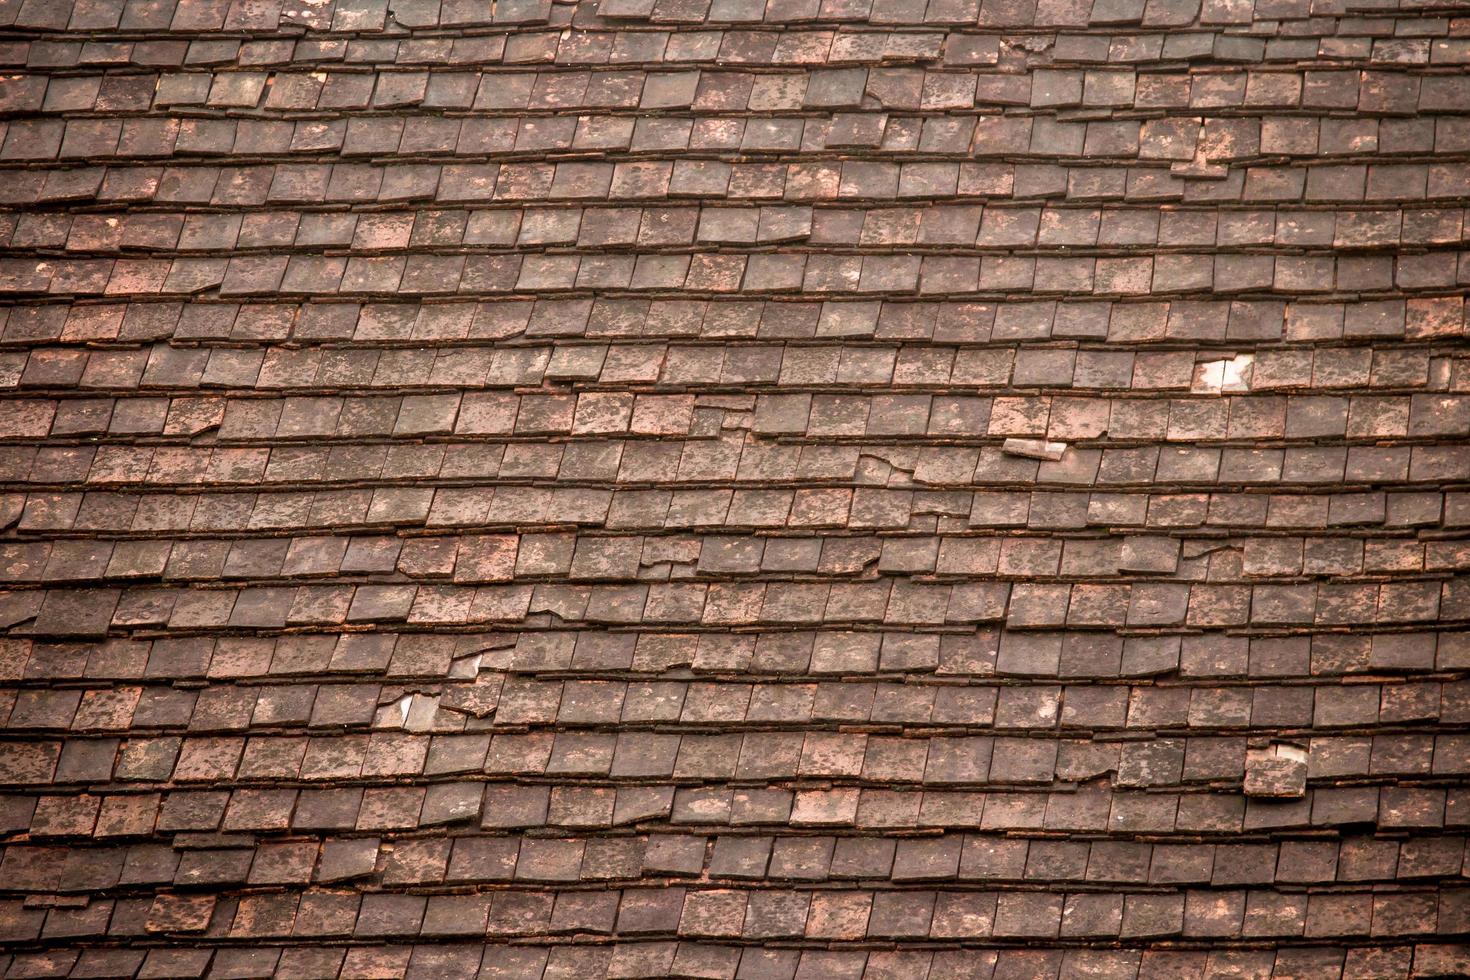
top-left (0, 0), bottom-right (1468, 976)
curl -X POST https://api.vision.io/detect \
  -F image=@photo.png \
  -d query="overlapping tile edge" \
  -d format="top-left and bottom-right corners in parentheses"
top-left (0, 0), bottom-right (1468, 976)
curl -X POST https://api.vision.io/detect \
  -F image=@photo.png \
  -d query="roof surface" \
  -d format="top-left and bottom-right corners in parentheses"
top-left (0, 0), bottom-right (1468, 976)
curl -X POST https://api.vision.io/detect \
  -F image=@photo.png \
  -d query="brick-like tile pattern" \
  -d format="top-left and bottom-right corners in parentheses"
top-left (0, 0), bottom-right (1467, 976)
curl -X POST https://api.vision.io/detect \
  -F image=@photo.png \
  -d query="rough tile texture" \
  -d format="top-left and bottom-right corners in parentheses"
top-left (0, 0), bottom-right (1468, 976)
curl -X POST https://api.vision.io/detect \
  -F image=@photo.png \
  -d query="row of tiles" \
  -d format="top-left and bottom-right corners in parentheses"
top-left (7, 820), bottom-right (1466, 886)
top-left (9, 485), bottom-right (1467, 538)
top-left (0, 0), bottom-right (1432, 32)
top-left (8, 391), bottom-right (1467, 440)
top-left (5, 467), bottom-right (1464, 520)
top-left (2, 28), bottom-right (1462, 73)
top-left (0, 719), bottom-right (1457, 803)
top-left (4, 692), bottom-right (1462, 759)
top-left (8, 342), bottom-right (1453, 394)
top-left (0, 30), bottom-right (974, 72)
top-left (3, 715), bottom-right (1464, 793)
top-left (8, 875), bottom-right (1470, 940)
top-left (7, 725), bottom-right (1463, 781)
top-left (16, 204), bottom-right (1469, 255)
top-left (11, 157), bottom-right (1470, 208)
top-left (5, 570), bottom-right (1465, 634)
top-left (18, 439), bottom-right (1436, 487)
top-left (10, 250), bottom-right (1470, 299)
top-left (3, 626), bottom-right (1457, 681)
top-left (128, 442), bottom-right (1434, 492)
top-left (3, 0), bottom-right (545, 33)
top-left (8, 527), bottom-right (1467, 583)
top-left (0, 0), bottom-right (1446, 34)
top-left (4, 882), bottom-right (1470, 946)
top-left (1, 297), bottom-right (1455, 345)
top-left (8, 291), bottom-right (1462, 343)
top-left (0, 942), bottom-right (1463, 980)
top-left (0, 773), bottom-right (1458, 835)
top-left (9, 665), bottom-right (1463, 730)
top-left (591, 0), bottom-right (1451, 26)
top-left (2, 675), bottom-right (1458, 734)
top-left (3, 562), bottom-right (1466, 626)
top-left (8, 114), bottom-right (1466, 170)
top-left (10, 418), bottom-right (1459, 471)
top-left (2, 626), bottom-right (1463, 730)
top-left (11, 64), bottom-right (1470, 116)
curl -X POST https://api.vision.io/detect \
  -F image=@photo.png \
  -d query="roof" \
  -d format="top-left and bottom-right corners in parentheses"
top-left (0, 0), bottom-right (1468, 976)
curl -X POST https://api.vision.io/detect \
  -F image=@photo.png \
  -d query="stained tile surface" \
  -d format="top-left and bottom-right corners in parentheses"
top-left (0, 0), bottom-right (1468, 976)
